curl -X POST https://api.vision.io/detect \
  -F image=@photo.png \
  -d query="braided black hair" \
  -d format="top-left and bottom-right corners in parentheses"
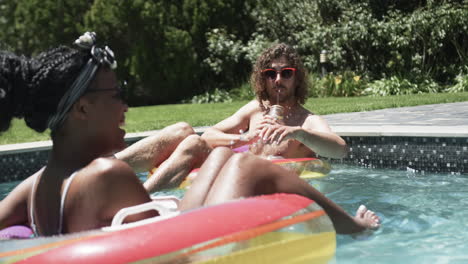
top-left (0, 50), bottom-right (34, 132)
top-left (0, 46), bottom-right (90, 133)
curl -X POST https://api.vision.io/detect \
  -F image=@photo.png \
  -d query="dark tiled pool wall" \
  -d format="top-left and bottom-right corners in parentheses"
top-left (0, 138), bottom-right (142, 183)
top-left (0, 150), bottom-right (50, 182)
top-left (332, 136), bottom-right (468, 174)
top-left (1, 136), bottom-right (467, 182)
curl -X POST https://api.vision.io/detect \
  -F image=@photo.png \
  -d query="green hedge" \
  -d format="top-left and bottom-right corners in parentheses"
top-left (1, 0), bottom-right (466, 104)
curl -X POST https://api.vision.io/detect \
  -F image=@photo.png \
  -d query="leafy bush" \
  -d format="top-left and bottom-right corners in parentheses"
top-left (363, 77), bottom-right (441, 96)
top-left (182, 88), bottom-right (233, 104)
top-left (229, 82), bottom-right (255, 101)
top-left (0, 0), bottom-right (255, 105)
top-left (446, 68), bottom-right (468, 93)
top-left (182, 82), bottom-right (255, 103)
top-left (203, 28), bottom-right (253, 91)
top-left (1, 0), bottom-right (466, 104)
top-left (202, 0), bottom-right (468, 96)
top-left (310, 71), bottom-right (368, 97)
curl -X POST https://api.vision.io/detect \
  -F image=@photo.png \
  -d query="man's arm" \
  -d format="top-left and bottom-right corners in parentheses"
top-left (115, 122), bottom-right (195, 173)
top-left (293, 115), bottom-right (347, 158)
top-left (201, 101), bottom-right (259, 149)
top-left (261, 114), bottom-right (348, 159)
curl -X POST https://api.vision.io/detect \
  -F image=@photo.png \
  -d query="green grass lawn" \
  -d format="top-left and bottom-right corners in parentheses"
top-left (1, 92), bottom-right (467, 145)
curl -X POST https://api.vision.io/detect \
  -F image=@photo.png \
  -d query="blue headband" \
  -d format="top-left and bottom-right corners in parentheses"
top-left (47, 32), bottom-right (117, 131)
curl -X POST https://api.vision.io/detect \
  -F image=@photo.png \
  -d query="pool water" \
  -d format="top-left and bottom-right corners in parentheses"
top-left (323, 165), bottom-right (468, 264)
top-left (1, 165), bottom-right (467, 263)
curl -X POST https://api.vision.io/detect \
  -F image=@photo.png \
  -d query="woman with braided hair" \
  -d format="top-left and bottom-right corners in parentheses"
top-left (0, 32), bottom-right (211, 235)
top-left (0, 32), bottom-right (379, 236)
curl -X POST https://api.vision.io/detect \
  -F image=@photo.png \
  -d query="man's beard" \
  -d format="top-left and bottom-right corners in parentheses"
top-left (268, 85), bottom-right (292, 104)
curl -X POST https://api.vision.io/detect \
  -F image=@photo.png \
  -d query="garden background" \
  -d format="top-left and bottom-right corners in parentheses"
top-left (1, 0), bottom-right (467, 106)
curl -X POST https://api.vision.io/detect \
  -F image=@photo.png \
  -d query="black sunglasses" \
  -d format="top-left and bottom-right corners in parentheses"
top-left (86, 81), bottom-right (127, 102)
top-left (262, 68), bottom-right (296, 80)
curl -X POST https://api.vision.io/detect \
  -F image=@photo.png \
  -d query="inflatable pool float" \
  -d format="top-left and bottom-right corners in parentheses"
top-left (267, 157), bottom-right (331, 179)
top-left (0, 193), bottom-right (336, 263)
top-left (149, 157), bottom-right (332, 190)
top-left (231, 144), bottom-right (332, 179)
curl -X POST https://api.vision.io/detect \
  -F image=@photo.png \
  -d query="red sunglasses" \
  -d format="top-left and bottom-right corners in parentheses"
top-left (262, 68), bottom-right (296, 80)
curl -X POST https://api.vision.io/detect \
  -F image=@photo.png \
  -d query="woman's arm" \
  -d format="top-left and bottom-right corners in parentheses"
top-left (0, 174), bottom-right (37, 229)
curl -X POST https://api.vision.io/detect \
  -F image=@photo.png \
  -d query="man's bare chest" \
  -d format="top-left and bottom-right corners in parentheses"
top-left (247, 111), bottom-right (314, 158)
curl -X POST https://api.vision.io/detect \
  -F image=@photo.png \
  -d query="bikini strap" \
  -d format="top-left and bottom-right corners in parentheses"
top-left (29, 174), bottom-right (40, 236)
top-left (59, 171), bottom-right (79, 234)
top-left (30, 170), bottom-right (79, 236)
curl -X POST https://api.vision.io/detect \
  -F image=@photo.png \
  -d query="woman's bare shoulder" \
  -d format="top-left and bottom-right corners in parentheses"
top-left (80, 158), bottom-right (133, 182)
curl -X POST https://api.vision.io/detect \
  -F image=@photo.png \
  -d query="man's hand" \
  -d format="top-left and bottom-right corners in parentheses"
top-left (256, 115), bottom-right (300, 144)
top-left (240, 130), bottom-right (261, 146)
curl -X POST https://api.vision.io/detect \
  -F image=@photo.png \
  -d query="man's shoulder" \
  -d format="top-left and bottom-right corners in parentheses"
top-left (299, 105), bottom-right (314, 115)
top-left (237, 100), bottom-right (263, 114)
top-left (244, 99), bottom-right (262, 108)
top-left (297, 106), bottom-right (325, 125)
top-left (300, 108), bottom-right (331, 129)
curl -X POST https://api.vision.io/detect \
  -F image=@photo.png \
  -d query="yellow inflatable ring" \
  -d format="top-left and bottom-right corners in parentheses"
top-left (148, 157), bottom-right (331, 189)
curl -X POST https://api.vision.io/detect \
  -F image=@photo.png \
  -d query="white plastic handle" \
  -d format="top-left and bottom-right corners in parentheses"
top-left (151, 195), bottom-right (180, 206)
top-left (111, 200), bottom-right (174, 227)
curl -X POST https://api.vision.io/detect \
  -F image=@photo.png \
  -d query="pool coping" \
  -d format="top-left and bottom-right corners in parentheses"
top-left (331, 125), bottom-right (468, 137)
top-left (0, 127), bottom-right (208, 155)
top-left (1, 125), bottom-right (467, 155)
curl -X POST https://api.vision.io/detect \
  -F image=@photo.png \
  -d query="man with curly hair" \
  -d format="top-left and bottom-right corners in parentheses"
top-left (202, 43), bottom-right (347, 159)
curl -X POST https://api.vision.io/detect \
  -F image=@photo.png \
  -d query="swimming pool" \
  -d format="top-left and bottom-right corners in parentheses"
top-left (1, 164), bottom-right (467, 263)
top-left (325, 165), bottom-right (468, 263)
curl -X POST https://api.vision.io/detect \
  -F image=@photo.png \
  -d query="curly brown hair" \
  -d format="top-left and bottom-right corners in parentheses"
top-left (250, 43), bottom-right (308, 110)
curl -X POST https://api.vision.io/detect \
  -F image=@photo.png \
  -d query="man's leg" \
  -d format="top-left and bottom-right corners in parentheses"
top-left (179, 147), bottom-right (234, 210)
top-left (115, 122), bottom-right (195, 173)
top-left (143, 134), bottom-right (211, 192)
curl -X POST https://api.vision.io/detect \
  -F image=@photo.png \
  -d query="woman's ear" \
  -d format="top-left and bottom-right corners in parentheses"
top-left (71, 96), bottom-right (93, 120)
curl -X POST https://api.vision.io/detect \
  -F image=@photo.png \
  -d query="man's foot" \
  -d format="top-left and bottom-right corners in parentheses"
top-left (355, 204), bottom-right (380, 230)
